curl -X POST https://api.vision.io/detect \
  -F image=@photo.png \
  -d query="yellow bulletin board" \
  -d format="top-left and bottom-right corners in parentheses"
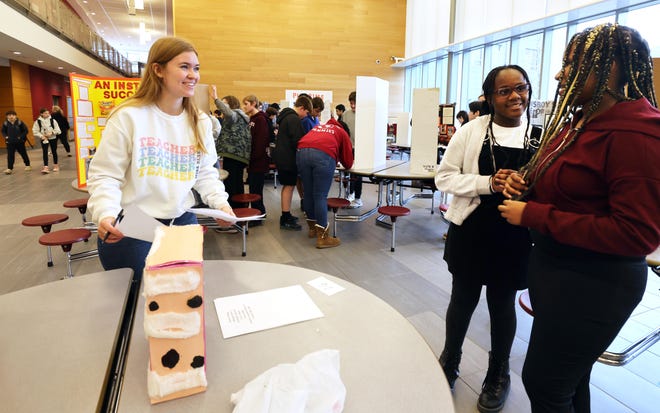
top-left (69, 73), bottom-right (141, 188)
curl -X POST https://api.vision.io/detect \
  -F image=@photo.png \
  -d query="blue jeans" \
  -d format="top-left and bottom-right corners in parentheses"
top-left (97, 212), bottom-right (198, 278)
top-left (296, 148), bottom-right (336, 227)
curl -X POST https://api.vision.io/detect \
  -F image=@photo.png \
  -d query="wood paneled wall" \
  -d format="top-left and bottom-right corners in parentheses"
top-left (173, 0), bottom-right (406, 111)
top-left (0, 61), bottom-right (34, 148)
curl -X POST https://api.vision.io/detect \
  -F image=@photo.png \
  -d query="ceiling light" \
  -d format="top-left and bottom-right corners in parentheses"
top-left (12, 51), bottom-right (21, 55)
top-left (37, 60), bottom-right (44, 63)
top-left (91, 12), bottom-right (96, 16)
top-left (58, 67), bottom-right (64, 70)
top-left (135, 0), bottom-right (144, 10)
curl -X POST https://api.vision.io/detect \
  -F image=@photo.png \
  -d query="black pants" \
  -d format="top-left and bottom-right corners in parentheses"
top-left (247, 171), bottom-right (266, 214)
top-left (348, 148), bottom-right (362, 198)
top-left (222, 157), bottom-right (246, 208)
top-left (41, 139), bottom-right (58, 165)
top-left (6, 141), bottom-right (30, 169)
top-left (443, 271), bottom-right (517, 362)
top-left (522, 232), bottom-right (646, 413)
top-left (57, 132), bottom-right (70, 153)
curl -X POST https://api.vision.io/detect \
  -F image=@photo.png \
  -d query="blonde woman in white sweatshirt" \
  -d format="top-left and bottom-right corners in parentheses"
top-left (87, 37), bottom-right (234, 277)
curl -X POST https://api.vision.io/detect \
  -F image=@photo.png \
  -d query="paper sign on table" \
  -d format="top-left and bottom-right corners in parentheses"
top-left (214, 285), bottom-right (324, 338)
top-left (307, 276), bottom-right (345, 296)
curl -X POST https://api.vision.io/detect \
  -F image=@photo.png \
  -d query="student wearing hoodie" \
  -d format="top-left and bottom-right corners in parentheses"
top-left (500, 24), bottom-right (660, 412)
top-left (210, 86), bottom-right (251, 208)
top-left (271, 95), bottom-right (312, 230)
top-left (32, 108), bottom-right (61, 173)
top-left (2, 110), bottom-right (31, 174)
top-left (242, 94), bottom-right (271, 216)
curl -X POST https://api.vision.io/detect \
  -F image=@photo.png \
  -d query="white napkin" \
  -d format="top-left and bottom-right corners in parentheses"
top-left (231, 349), bottom-right (346, 413)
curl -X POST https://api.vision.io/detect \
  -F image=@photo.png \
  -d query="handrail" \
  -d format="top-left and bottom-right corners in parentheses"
top-left (3, 0), bottom-right (137, 77)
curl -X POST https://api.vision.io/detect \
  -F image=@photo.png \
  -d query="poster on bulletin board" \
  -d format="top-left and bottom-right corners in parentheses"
top-left (69, 73), bottom-right (141, 188)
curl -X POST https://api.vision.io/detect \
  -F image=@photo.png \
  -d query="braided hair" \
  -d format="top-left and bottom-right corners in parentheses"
top-left (482, 65), bottom-right (534, 173)
top-left (520, 24), bottom-right (657, 197)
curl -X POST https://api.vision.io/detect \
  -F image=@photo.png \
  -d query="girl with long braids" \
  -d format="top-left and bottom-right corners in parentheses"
top-left (500, 24), bottom-right (660, 412)
top-left (435, 65), bottom-right (536, 412)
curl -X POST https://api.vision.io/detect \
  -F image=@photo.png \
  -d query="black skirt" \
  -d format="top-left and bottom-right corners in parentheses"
top-left (444, 193), bottom-right (530, 289)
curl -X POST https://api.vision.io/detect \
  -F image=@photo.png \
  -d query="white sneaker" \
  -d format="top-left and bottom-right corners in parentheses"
top-left (41, 166), bottom-right (50, 174)
top-left (24, 166), bottom-right (32, 171)
top-left (347, 192), bottom-right (355, 202)
top-left (348, 198), bottom-right (363, 208)
top-left (3, 169), bottom-right (12, 175)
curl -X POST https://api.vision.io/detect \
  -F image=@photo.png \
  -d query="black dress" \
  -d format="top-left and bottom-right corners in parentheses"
top-left (443, 140), bottom-right (532, 290)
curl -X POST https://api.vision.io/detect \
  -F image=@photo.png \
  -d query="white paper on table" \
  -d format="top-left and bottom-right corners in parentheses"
top-left (115, 204), bottom-right (164, 242)
top-left (214, 285), bottom-right (324, 339)
top-left (307, 276), bottom-right (345, 296)
top-left (187, 207), bottom-right (265, 224)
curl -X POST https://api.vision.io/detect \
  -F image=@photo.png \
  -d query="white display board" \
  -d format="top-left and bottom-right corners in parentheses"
top-left (353, 76), bottom-right (389, 170)
top-left (394, 112), bottom-right (411, 147)
top-left (410, 88), bottom-right (440, 174)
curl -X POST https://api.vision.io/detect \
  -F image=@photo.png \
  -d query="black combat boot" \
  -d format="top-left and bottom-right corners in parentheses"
top-left (477, 352), bottom-right (511, 412)
top-left (438, 350), bottom-right (462, 390)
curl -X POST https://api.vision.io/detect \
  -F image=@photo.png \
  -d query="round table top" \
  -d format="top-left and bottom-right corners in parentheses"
top-left (70, 179), bottom-right (88, 193)
top-left (39, 228), bottom-right (91, 246)
top-left (118, 260), bottom-right (454, 412)
top-left (21, 213), bottom-right (69, 228)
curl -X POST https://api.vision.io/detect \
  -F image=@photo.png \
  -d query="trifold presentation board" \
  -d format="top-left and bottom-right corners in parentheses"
top-left (353, 76), bottom-right (389, 170)
top-left (409, 88), bottom-right (440, 174)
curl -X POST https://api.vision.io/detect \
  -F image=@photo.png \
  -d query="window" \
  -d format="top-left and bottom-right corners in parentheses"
top-left (484, 41), bottom-right (510, 73)
top-left (511, 32), bottom-right (543, 101)
top-left (539, 26), bottom-right (567, 101)
top-left (619, 3), bottom-right (660, 57)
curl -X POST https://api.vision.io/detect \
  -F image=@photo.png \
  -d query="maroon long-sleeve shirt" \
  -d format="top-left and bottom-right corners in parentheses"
top-left (522, 98), bottom-right (660, 256)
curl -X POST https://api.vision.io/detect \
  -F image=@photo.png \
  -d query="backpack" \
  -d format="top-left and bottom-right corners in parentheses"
top-left (37, 118), bottom-right (55, 131)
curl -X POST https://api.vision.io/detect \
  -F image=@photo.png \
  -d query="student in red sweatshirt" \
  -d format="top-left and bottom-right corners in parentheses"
top-left (296, 118), bottom-right (353, 248)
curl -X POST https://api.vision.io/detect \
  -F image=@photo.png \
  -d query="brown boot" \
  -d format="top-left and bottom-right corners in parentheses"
top-left (306, 219), bottom-right (317, 238)
top-left (315, 224), bottom-right (341, 249)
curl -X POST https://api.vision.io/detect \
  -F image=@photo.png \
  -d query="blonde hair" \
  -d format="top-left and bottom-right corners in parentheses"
top-left (111, 37), bottom-right (207, 152)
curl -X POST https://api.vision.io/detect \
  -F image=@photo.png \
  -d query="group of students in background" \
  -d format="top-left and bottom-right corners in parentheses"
top-left (205, 86), bottom-right (358, 248)
top-left (2, 105), bottom-right (71, 175)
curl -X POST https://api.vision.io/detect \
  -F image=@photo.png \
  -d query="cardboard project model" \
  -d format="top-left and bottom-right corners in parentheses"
top-left (143, 225), bottom-right (207, 404)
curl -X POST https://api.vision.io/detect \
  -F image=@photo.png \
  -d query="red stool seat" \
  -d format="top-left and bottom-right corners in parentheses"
top-left (39, 228), bottom-right (93, 278)
top-left (327, 198), bottom-right (350, 237)
top-left (22, 213), bottom-right (70, 267)
top-left (231, 193), bottom-right (262, 206)
top-left (439, 204), bottom-right (448, 213)
top-left (22, 213), bottom-right (69, 233)
top-left (378, 206), bottom-right (411, 218)
top-left (327, 197), bottom-right (350, 210)
top-left (63, 198), bottom-right (89, 213)
top-left (377, 206), bottom-right (410, 252)
top-left (233, 207), bottom-right (262, 219)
